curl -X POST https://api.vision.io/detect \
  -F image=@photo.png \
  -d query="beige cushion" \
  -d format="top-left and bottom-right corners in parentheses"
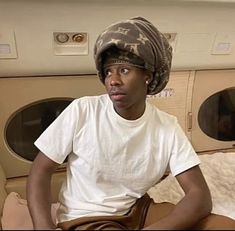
top-left (1, 192), bottom-right (59, 230)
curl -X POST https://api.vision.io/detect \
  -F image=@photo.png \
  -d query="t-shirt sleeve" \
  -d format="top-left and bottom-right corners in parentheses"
top-left (34, 100), bottom-right (79, 164)
top-left (169, 121), bottom-right (200, 176)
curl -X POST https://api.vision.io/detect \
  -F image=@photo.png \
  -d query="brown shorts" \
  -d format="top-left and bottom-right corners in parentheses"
top-left (57, 194), bottom-right (152, 230)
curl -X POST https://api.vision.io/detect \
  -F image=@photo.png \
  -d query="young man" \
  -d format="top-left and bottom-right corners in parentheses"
top-left (27, 17), bottom-right (212, 230)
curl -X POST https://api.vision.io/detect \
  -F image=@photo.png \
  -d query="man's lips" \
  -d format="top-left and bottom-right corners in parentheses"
top-left (110, 91), bottom-right (126, 101)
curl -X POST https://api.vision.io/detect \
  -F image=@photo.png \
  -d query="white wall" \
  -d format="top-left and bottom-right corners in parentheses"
top-left (1, 0), bottom-right (235, 77)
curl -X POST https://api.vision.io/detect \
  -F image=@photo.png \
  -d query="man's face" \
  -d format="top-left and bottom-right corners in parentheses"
top-left (104, 64), bottom-right (149, 112)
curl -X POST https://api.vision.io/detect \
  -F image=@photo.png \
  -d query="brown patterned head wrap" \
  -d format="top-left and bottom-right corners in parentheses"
top-left (94, 16), bottom-right (172, 95)
top-left (102, 47), bottom-right (145, 70)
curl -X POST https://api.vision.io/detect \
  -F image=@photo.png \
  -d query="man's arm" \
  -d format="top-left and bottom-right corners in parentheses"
top-left (144, 165), bottom-right (212, 230)
top-left (26, 152), bottom-right (59, 230)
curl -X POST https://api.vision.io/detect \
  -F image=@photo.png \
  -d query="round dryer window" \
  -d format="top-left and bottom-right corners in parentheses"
top-left (5, 98), bottom-right (74, 161)
top-left (198, 87), bottom-right (235, 141)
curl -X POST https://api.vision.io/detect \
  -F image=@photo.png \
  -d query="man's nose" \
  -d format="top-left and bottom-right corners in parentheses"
top-left (110, 73), bottom-right (122, 86)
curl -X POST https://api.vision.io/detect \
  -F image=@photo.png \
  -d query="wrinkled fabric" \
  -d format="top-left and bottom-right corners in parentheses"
top-left (57, 194), bottom-right (152, 230)
top-left (103, 47), bottom-right (145, 70)
top-left (94, 16), bottom-right (172, 95)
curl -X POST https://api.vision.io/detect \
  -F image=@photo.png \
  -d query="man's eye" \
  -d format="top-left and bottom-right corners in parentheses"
top-left (120, 68), bottom-right (129, 75)
top-left (104, 69), bottom-right (112, 77)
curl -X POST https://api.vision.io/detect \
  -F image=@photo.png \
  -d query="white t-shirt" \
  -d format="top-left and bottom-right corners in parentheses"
top-left (34, 94), bottom-right (200, 223)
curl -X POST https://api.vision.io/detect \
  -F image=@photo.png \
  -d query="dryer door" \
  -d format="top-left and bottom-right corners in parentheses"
top-left (191, 70), bottom-right (235, 152)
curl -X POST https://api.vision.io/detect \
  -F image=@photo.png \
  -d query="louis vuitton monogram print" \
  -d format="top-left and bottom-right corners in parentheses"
top-left (94, 17), bottom-right (172, 95)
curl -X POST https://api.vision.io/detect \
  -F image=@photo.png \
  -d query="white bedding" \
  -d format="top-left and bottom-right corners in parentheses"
top-left (147, 152), bottom-right (235, 220)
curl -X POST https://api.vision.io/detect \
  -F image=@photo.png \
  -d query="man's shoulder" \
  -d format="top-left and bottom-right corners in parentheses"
top-left (71, 94), bottom-right (109, 111)
top-left (73, 94), bottom-right (108, 104)
top-left (148, 103), bottom-right (177, 124)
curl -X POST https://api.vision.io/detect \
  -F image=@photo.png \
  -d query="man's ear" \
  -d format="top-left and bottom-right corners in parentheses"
top-left (144, 70), bottom-right (153, 84)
